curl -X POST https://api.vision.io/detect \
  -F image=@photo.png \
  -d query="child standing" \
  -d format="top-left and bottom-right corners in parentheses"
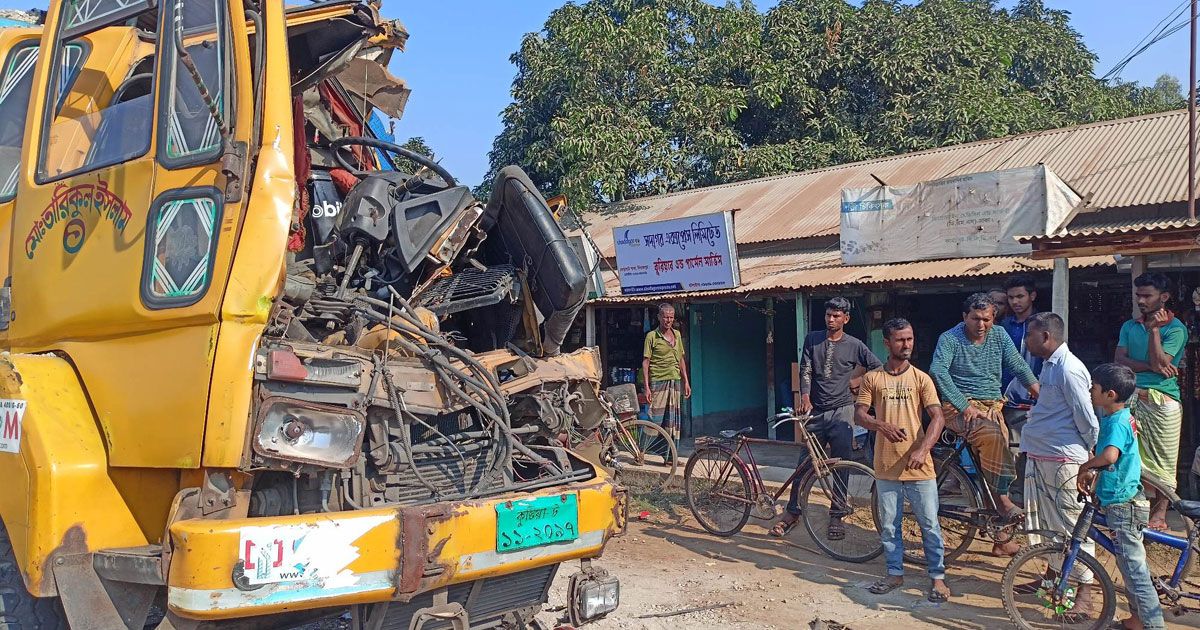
top-left (1077, 363), bottom-right (1165, 630)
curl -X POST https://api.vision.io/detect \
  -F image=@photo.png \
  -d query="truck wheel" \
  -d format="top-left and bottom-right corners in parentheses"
top-left (0, 525), bottom-right (65, 629)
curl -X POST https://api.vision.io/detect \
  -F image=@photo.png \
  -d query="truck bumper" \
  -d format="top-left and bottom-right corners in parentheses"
top-left (165, 475), bottom-right (626, 620)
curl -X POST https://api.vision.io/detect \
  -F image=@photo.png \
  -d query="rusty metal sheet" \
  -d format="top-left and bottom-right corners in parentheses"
top-left (590, 245), bottom-right (1116, 302)
top-left (579, 110), bottom-right (1192, 256)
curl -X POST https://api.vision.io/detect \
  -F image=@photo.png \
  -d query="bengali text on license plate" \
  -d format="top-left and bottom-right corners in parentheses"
top-left (495, 493), bottom-right (579, 553)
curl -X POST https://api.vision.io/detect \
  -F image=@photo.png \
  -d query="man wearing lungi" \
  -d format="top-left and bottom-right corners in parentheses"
top-left (1018, 313), bottom-right (1101, 613)
top-left (1116, 272), bottom-right (1187, 530)
top-left (931, 293), bottom-right (1039, 557)
top-left (642, 303), bottom-right (690, 444)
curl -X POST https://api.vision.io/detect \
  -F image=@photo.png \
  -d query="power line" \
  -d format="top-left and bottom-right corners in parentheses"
top-left (1101, 1), bottom-right (1190, 82)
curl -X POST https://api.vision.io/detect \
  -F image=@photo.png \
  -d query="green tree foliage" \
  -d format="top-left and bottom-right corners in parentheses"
top-left (393, 136), bottom-right (437, 175)
top-left (487, 0), bottom-right (1180, 207)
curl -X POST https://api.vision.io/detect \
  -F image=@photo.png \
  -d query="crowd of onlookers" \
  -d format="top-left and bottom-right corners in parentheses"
top-left (807, 273), bottom-right (1179, 628)
top-left (636, 272), bottom-right (1184, 628)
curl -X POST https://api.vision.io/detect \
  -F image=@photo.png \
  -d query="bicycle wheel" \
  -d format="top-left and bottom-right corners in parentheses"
top-left (1002, 542), bottom-right (1117, 630)
top-left (901, 461), bottom-right (979, 565)
top-left (684, 446), bottom-right (753, 537)
top-left (612, 420), bottom-right (679, 491)
top-left (798, 460), bottom-right (883, 563)
top-left (1090, 473), bottom-right (1194, 597)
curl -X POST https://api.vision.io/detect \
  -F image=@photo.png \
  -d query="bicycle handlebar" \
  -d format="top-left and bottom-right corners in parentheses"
top-left (771, 413), bottom-right (811, 430)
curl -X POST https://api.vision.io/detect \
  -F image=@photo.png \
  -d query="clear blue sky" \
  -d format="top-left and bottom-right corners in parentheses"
top-left (0, 1), bottom-right (1194, 188)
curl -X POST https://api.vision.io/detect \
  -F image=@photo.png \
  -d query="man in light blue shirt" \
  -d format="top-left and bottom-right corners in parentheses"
top-left (1018, 313), bottom-right (1101, 604)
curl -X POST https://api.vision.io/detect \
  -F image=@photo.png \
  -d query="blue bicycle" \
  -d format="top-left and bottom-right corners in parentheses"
top-left (1002, 492), bottom-right (1200, 630)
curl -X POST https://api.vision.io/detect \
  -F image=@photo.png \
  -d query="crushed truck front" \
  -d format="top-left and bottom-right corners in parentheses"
top-left (0, 1), bottom-right (624, 628)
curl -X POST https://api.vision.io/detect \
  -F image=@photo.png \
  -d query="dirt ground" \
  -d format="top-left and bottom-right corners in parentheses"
top-left (534, 480), bottom-right (1200, 630)
top-left (298, 474), bottom-right (1200, 629)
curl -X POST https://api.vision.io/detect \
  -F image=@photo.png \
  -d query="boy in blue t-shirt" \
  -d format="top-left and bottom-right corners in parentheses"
top-left (1077, 363), bottom-right (1165, 630)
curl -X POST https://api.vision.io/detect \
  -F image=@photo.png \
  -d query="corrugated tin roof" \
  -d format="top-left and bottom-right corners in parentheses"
top-left (1047, 217), bottom-right (1199, 238)
top-left (592, 246), bottom-right (1116, 302)
top-left (581, 109), bottom-right (1192, 257)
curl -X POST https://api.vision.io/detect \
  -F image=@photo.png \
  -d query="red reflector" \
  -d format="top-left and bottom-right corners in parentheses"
top-left (266, 350), bottom-right (308, 382)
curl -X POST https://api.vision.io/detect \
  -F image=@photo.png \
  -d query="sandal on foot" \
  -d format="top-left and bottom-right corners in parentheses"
top-left (827, 520), bottom-right (846, 541)
top-left (1061, 586), bottom-right (1098, 623)
top-left (769, 516), bottom-right (799, 538)
top-left (868, 579), bottom-right (902, 595)
top-left (927, 588), bottom-right (950, 603)
top-left (1147, 519), bottom-right (1169, 532)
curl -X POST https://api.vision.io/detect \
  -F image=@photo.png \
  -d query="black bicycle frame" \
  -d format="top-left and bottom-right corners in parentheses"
top-left (931, 438), bottom-right (1000, 523)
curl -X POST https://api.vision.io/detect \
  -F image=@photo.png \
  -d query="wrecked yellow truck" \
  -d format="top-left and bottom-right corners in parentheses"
top-left (0, 1), bottom-right (624, 628)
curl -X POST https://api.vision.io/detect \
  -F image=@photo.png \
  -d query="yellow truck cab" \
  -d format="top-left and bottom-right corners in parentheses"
top-left (0, 2), bottom-right (624, 629)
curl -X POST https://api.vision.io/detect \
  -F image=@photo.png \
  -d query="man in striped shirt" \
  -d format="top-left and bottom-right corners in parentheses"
top-left (930, 292), bottom-right (1039, 557)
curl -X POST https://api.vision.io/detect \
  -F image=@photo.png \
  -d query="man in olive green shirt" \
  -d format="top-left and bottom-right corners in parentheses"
top-left (642, 304), bottom-right (690, 441)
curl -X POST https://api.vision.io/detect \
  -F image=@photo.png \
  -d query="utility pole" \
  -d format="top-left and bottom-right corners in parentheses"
top-left (1190, 0), bottom-right (1197, 221)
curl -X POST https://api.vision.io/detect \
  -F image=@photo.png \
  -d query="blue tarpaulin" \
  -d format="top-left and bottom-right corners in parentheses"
top-left (0, 19), bottom-right (33, 28)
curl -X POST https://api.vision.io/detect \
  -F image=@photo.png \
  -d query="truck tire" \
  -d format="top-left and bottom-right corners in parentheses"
top-left (0, 524), bottom-right (65, 629)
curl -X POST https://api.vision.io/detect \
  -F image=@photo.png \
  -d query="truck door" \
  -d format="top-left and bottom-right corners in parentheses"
top-left (10, 0), bottom-right (253, 468)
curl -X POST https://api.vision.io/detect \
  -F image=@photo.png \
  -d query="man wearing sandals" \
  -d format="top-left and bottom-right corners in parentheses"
top-left (855, 318), bottom-right (951, 603)
top-left (930, 293), bottom-right (1039, 557)
top-left (1115, 272), bottom-right (1186, 532)
top-left (1017, 313), bottom-right (1101, 612)
top-left (771, 297), bottom-right (882, 540)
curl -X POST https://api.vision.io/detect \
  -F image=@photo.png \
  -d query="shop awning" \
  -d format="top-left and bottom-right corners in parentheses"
top-left (590, 245), bottom-right (1116, 303)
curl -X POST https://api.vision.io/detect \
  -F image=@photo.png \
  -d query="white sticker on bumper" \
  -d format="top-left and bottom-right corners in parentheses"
top-left (237, 513), bottom-right (392, 586)
top-left (0, 399), bottom-right (26, 454)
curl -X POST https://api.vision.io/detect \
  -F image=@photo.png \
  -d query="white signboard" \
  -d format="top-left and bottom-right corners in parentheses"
top-left (839, 165), bottom-right (1080, 265)
top-left (612, 211), bottom-right (740, 296)
top-left (0, 399), bottom-right (24, 454)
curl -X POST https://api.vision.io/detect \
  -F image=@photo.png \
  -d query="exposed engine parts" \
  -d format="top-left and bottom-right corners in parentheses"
top-left (247, 97), bottom-right (607, 516)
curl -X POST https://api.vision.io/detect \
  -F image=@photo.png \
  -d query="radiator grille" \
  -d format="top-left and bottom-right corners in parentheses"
top-left (380, 565), bottom-right (557, 630)
top-left (414, 265), bottom-right (517, 316)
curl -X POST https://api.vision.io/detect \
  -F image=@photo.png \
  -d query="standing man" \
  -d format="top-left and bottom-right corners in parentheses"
top-left (1115, 272), bottom-right (1187, 531)
top-left (1018, 313), bottom-right (1100, 613)
top-left (857, 318), bottom-right (951, 603)
top-left (642, 303), bottom-right (690, 445)
top-left (770, 297), bottom-right (882, 539)
top-left (930, 292), bottom-right (1039, 556)
top-left (989, 288), bottom-right (1011, 323)
top-left (1001, 273), bottom-right (1043, 506)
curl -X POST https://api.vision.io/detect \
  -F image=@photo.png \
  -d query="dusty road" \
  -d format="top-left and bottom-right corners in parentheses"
top-left (534, 484), bottom-right (1200, 630)
top-left (299, 477), bottom-right (1200, 629)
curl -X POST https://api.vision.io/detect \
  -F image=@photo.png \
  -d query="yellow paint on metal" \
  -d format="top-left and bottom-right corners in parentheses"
top-left (201, 0), bottom-right (295, 467)
top-left (0, 354), bottom-right (147, 597)
top-left (0, 28), bottom-right (42, 350)
top-left (0, 1), bottom-right (625, 621)
top-left (166, 473), bottom-right (620, 619)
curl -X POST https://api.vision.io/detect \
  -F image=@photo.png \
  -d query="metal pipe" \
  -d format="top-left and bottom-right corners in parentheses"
top-left (1190, 0), bottom-right (1197, 220)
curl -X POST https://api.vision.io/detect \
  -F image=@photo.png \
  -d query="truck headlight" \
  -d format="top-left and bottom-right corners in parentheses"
top-left (252, 398), bottom-right (365, 469)
top-left (568, 566), bottom-right (619, 625)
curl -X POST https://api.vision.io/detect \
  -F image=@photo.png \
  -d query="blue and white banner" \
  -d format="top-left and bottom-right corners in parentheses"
top-left (612, 211), bottom-right (740, 296)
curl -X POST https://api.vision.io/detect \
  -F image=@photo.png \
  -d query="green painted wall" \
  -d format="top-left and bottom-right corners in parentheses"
top-left (689, 302), bottom-right (767, 421)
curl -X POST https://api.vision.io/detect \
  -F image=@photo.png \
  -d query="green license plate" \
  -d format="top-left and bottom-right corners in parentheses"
top-left (495, 494), bottom-right (579, 553)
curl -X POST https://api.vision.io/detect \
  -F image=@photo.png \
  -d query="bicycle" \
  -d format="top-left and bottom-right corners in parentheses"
top-left (1002, 492), bottom-right (1200, 630)
top-left (683, 411), bottom-right (882, 563)
top-left (569, 384), bottom-right (678, 492)
top-left (898, 427), bottom-right (1022, 564)
top-left (902, 425), bottom-right (1196, 574)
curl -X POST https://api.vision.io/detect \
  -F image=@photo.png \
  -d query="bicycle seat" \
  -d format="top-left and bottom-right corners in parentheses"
top-left (719, 427), bottom-right (754, 439)
top-left (1176, 500), bottom-right (1200, 520)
